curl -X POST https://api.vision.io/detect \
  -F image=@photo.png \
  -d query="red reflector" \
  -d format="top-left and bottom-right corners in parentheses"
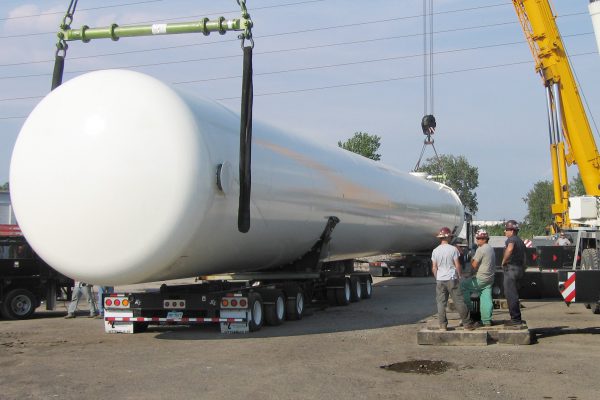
top-left (179, 301), bottom-right (184, 307)
top-left (105, 299), bottom-right (113, 306)
top-left (231, 299), bottom-right (238, 307)
top-left (114, 299), bottom-right (121, 306)
top-left (553, 255), bottom-right (558, 261)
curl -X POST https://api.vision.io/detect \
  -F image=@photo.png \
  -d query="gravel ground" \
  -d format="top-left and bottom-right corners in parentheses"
top-left (0, 276), bottom-right (599, 400)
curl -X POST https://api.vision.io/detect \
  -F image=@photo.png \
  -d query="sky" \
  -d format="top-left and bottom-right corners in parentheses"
top-left (1, 0), bottom-right (599, 221)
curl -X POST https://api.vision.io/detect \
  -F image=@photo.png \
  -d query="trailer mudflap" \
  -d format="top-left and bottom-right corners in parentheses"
top-left (220, 309), bottom-right (251, 333)
top-left (104, 310), bottom-right (135, 334)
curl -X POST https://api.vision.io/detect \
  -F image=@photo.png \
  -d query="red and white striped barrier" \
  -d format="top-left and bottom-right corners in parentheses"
top-left (105, 317), bottom-right (244, 323)
top-left (560, 272), bottom-right (576, 303)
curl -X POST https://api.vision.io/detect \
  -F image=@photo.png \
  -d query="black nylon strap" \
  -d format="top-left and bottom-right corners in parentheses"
top-left (51, 54), bottom-right (65, 90)
top-left (238, 46), bottom-right (253, 233)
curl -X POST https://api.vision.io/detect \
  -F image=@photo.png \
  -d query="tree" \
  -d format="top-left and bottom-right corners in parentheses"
top-left (522, 180), bottom-right (553, 235)
top-left (338, 132), bottom-right (381, 161)
top-left (0, 182), bottom-right (8, 192)
top-left (418, 154), bottom-right (479, 214)
top-left (570, 172), bottom-right (585, 197)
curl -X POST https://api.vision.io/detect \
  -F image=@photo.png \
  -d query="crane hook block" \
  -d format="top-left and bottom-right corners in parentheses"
top-left (421, 115), bottom-right (436, 135)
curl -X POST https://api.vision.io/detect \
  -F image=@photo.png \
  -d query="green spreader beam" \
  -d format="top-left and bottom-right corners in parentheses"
top-left (59, 16), bottom-right (251, 43)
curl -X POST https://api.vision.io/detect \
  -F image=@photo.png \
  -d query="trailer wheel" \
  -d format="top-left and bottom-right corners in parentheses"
top-left (326, 288), bottom-right (337, 306)
top-left (133, 322), bottom-right (149, 333)
top-left (248, 292), bottom-right (264, 332)
top-left (360, 276), bottom-right (373, 299)
top-left (1, 289), bottom-right (36, 320)
top-left (264, 291), bottom-right (286, 326)
top-left (350, 276), bottom-right (362, 302)
top-left (335, 278), bottom-right (351, 306)
top-left (581, 248), bottom-right (600, 270)
top-left (284, 284), bottom-right (304, 321)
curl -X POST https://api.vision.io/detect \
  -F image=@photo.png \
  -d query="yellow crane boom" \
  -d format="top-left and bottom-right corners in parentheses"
top-left (513, 0), bottom-right (600, 229)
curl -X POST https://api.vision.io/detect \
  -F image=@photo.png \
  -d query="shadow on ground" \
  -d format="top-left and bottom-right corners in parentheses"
top-left (151, 277), bottom-right (438, 340)
top-left (531, 326), bottom-right (600, 341)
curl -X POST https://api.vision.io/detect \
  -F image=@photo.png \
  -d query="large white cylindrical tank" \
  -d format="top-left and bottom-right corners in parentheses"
top-left (590, 0), bottom-right (600, 54)
top-left (10, 70), bottom-right (463, 285)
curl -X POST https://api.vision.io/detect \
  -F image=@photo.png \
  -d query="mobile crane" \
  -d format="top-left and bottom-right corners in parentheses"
top-left (513, 0), bottom-right (600, 229)
top-left (512, 0), bottom-right (600, 310)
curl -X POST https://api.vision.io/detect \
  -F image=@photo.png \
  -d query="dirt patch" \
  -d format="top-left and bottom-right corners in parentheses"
top-left (380, 359), bottom-right (456, 375)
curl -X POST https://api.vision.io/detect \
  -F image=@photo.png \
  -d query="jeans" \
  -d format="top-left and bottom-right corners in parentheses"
top-left (436, 279), bottom-right (470, 326)
top-left (461, 277), bottom-right (493, 325)
top-left (67, 283), bottom-right (98, 316)
top-left (503, 265), bottom-right (524, 322)
top-left (97, 286), bottom-right (114, 315)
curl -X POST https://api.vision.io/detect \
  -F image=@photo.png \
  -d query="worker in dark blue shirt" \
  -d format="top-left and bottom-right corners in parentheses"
top-left (500, 220), bottom-right (526, 327)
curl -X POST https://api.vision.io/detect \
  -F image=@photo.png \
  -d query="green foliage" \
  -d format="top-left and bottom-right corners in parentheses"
top-left (476, 223), bottom-right (537, 240)
top-left (570, 173), bottom-right (585, 197)
top-left (0, 182), bottom-right (8, 192)
top-left (522, 180), bottom-right (553, 236)
top-left (418, 154), bottom-right (479, 214)
top-left (338, 132), bottom-right (381, 161)
top-left (483, 224), bottom-right (505, 237)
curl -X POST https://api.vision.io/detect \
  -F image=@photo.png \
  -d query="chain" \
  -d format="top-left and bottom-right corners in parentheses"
top-left (56, 0), bottom-right (79, 58)
top-left (237, 0), bottom-right (254, 48)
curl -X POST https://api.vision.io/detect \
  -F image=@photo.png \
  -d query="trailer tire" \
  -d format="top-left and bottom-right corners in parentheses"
top-left (350, 276), bottom-right (362, 302)
top-left (581, 248), bottom-right (600, 270)
top-left (335, 278), bottom-right (351, 306)
top-left (360, 276), bottom-right (373, 299)
top-left (133, 322), bottom-right (149, 333)
top-left (326, 288), bottom-right (337, 306)
top-left (284, 285), bottom-right (304, 321)
top-left (248, 292), bottom-right (264, 332)
top-left (1, 289), bottom-right (37, 320)
top-left (264, 291), bottom-right (286, 326)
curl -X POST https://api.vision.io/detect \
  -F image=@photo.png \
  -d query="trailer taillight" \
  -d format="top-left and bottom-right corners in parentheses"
top-left (231, 299), bottom-right (238, 307)
top-left (105, 299), bottom-right (113, 306)
top-left (122, 299), bottom-right (129, 306)
top-left (114, 299), bottom-right (121, 306)
top-left (222, 299), bottom-right (229, 307)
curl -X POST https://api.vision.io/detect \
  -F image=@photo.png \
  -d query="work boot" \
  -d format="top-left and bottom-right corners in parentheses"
top-left (463, 321), bottom-right (476, 330)
top-left (95, 313), bottom-right (104, 319)
top-left (64, 314), bottom-right (75, 319)
top-left (504, 320), bottom-right (523, 328)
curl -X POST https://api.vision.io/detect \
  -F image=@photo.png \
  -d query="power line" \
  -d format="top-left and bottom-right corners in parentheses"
top-left (0, 2), bottom-right (587, 67)
top-left (215, 52), bottom-right (596, 101)
top-left (0, 51), bottom-right (595, 119)
top-left (0, 21), bottom-right (530, 79)
top-left (0, 22), bottom-right (591, 82)
top-left (0, 18), bottom-right (516, 68)
top-left (174, 39), bottom-right (532, 85)
top-left (0, 0), bottom-right (327, 39)
top-left (0, 0), bottom-right (164, 21)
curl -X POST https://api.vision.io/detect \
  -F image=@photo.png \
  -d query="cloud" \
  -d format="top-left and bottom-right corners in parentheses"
top-left (3, 4), bottom-right (65, 33)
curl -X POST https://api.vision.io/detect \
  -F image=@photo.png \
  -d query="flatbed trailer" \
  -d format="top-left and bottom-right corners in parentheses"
top-left (103, 270), bottom-right (373, 334)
